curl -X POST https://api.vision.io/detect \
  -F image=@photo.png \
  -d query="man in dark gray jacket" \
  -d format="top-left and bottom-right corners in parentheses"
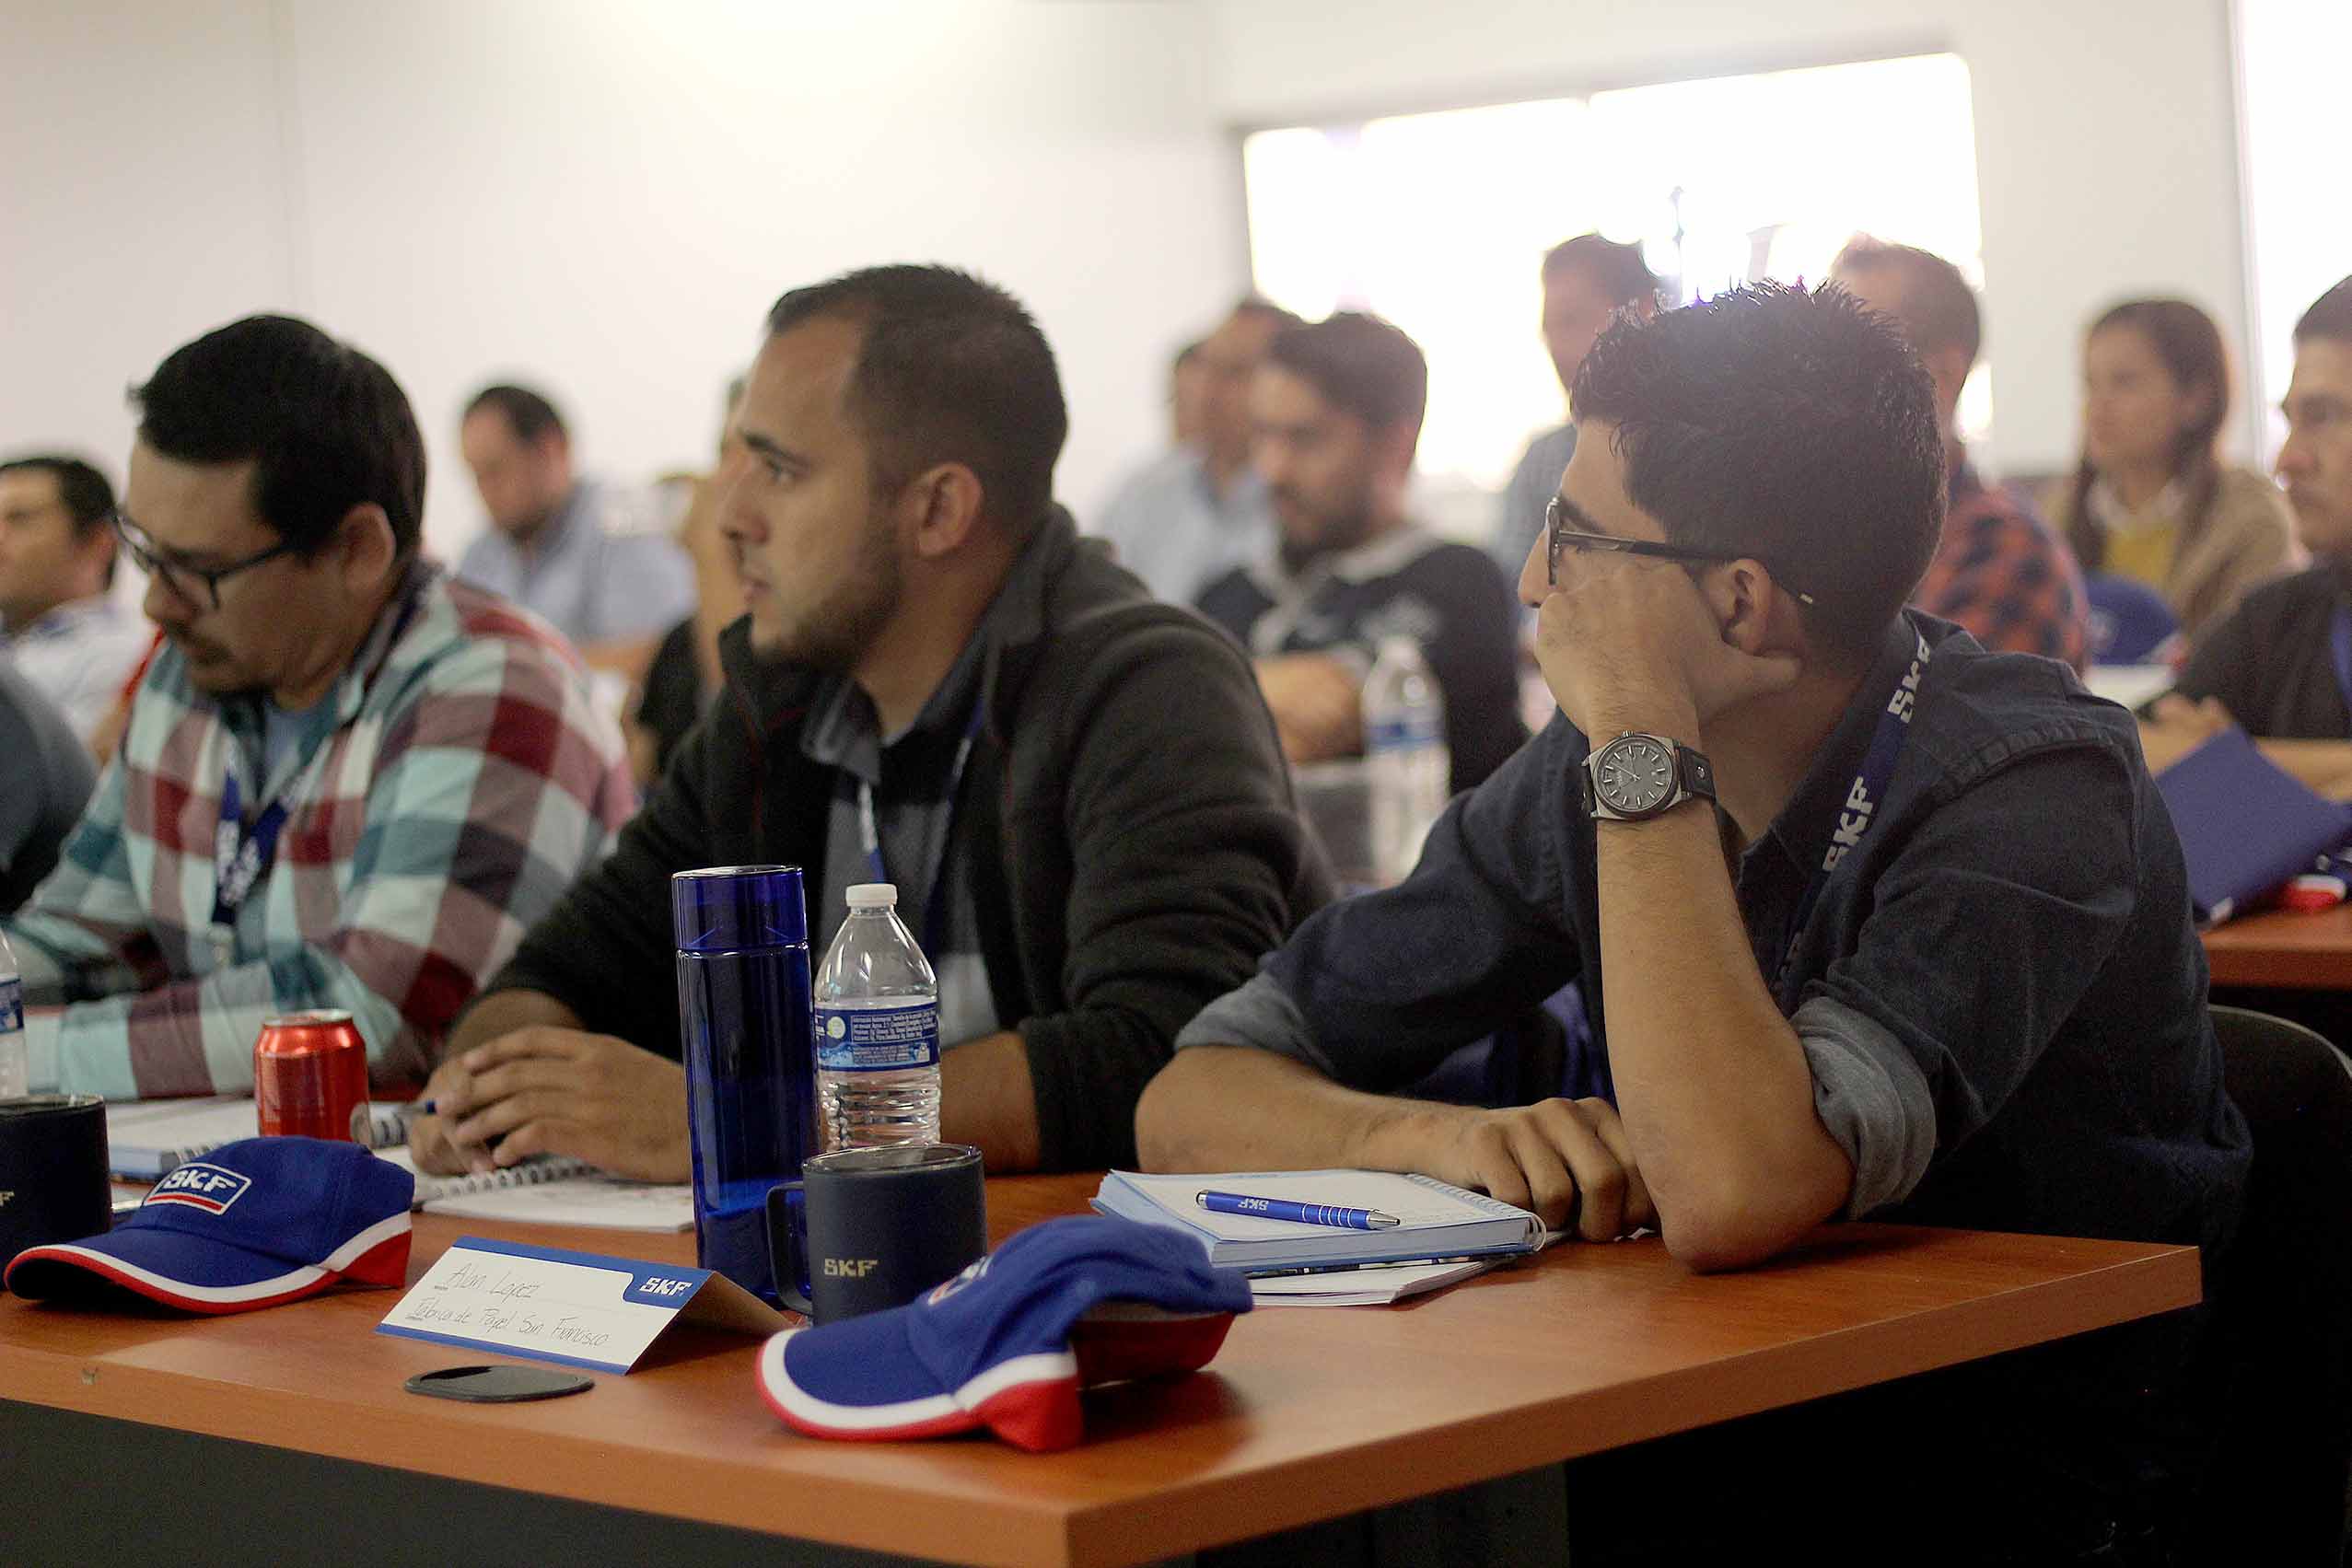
top-left (0, 661), bottom-right (96, 916)
top-left (408, 264), bottom-right (1327, 1179)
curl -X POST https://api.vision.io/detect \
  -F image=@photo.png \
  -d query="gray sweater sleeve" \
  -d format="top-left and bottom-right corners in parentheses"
top-left (1793, 993), bottom-right (1939, 1218)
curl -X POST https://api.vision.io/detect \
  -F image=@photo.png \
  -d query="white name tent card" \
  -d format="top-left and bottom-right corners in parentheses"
top-left (377, 1236), bottom-right (786, 1374)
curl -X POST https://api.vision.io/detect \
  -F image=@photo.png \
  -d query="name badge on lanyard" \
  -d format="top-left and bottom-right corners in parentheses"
top-left (1771, 624), bottom-right (1932, 1012)
top-left (212, 771), bottom-right (288, 963)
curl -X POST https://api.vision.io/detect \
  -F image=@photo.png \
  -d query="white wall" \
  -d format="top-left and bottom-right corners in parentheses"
top-left (1207, 0), bottom-right (2258, 477)
top-left (1, 0), bottom-right (1240, 563)
top-left (0, 0), bottom-right (2267, 548)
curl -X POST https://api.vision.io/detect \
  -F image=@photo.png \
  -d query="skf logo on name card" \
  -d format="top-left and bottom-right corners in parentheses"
top-left (623, 1273), bottom-right (701, 1306)
top-left (146, 1162), bottom-right (251, 1214)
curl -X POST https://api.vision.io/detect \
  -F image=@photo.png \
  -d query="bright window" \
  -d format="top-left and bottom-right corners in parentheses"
top-left (2235, 0), bottom-right (2352, 459)
top-left (1241, 54), bottom-right (1988, 493)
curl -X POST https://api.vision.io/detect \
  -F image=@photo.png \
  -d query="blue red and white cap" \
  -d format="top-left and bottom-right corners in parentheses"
top-left (5, 1136), bottom-right (414, 1314)
top-left (758, 1214), bottom-right (1250, 1452)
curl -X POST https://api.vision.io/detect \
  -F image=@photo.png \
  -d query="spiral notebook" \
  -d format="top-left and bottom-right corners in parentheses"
top-left (1091, 1169), bottom-right (1545, 1271)
top-left (103, 1094), bottom-right (411, 1179)
top-left (374, 1148), bottom-right (694, 1232)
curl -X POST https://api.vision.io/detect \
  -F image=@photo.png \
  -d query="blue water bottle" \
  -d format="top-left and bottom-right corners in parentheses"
top-left (672, 865), bottom-right (817, 1307)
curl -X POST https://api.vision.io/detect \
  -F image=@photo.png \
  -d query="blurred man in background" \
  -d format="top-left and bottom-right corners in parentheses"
top-left (1831, 238), bottom-right (2090, 667)
top-left (1488, 235), bottom-right (1662, 575)
top-left (0, 454), bottom-right (152, 745)
top-left (1096, 297), bottom-right (1298, 602)
top-left (1196, 310), bottom-right (1524, 794)
top-left (455, 383), bottom-right (697, 679)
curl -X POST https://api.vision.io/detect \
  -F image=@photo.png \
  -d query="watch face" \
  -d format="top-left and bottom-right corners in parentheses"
top-left (1596, 736), bottom-right (1676, 814)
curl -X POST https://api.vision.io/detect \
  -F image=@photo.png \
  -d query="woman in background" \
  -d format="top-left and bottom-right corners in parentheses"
top-left (2049, 298), bottom-right (2298, 650)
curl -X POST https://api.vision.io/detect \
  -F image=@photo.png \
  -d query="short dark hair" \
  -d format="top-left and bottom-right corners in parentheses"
top-left (464, 383), bottom-right (567, 446)
top-left (766, 264), bottom-right (1067, 528)
top-left (1542, 233), bottom-right (1659, 307)
top-left (134, 315), bottom-right (426, 562)
top-left (2294, 276), bottom-right (2352, 347)
top-left (1230, 296), bottom-right (1304, 333)
top-left (1570, 282), bottom-right (1946, 668)
top-left (1264, 311), bottom-right (1428, 445)
top-left (0, 455), bottom-right (118, 588)
top-left (1831, 236), bottom-right (1983, 367)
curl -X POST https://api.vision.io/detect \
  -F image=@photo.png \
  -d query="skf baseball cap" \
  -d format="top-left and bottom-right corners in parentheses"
top-left (758, 1215), bottom-right (1250, 1452)
top-left (5, 1137), bottom-right (413, 1314)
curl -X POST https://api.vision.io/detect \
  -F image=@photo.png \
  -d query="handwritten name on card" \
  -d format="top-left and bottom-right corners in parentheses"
top-left (378, 1236), bottom-right (786, 1374)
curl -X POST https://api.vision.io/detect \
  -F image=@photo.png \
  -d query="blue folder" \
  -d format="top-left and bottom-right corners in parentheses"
top-left (2155, 728), bottom-right (2352, 925)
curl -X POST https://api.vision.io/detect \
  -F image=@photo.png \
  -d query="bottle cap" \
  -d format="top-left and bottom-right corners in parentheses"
top-left (845, 883), bottom-right (899, 911)
top-left (670, 865), bottom-right (809, 953)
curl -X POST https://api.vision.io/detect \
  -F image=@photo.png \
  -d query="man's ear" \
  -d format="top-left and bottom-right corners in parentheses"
top-left (906, 463), bottom-right (987, 561)
top-left (1702, 559), bottom-right (1802, 656)
top-left (1926, 346), bottom-right (1975, 414)
top-left (1372, 421), bottom-right (1419, 488)
top-left (334, 503), bottom-right (398, 596)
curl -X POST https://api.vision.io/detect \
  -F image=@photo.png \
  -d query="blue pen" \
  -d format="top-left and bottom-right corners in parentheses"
top-left (1195, 1191), bottom-right (1401, 1230)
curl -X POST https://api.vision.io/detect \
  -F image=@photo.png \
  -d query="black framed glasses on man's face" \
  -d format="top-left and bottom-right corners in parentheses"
top-left (112, 510), bottom-right (303, 612)
top-left (1543, 494), bottom-right (1815, 606)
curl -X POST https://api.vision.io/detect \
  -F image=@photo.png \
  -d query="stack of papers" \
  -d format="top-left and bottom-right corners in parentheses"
top-left (1246, 1257), bottom-right (1500, 1307)
top-left (376, 1148), bottom-right (695, 1233)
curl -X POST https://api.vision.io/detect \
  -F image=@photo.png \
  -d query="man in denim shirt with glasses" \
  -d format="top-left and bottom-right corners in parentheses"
top-left (1141, 284), bottom-right (2246, 1561)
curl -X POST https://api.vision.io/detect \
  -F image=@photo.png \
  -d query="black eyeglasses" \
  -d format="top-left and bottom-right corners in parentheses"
top-left (113, 511), bottom-right (303, 612)
top-left (1544, 494), bottom-right (1816, 606)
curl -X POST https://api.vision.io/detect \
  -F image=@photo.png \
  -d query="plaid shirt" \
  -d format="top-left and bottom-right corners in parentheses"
top-left (6, 563), bottom-right (635, 1099)
top-left (1913, 459), bottom-right (2089, 668)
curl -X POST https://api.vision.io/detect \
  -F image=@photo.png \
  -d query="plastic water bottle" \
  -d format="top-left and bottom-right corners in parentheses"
top-left (0, 931), bottom-right (27, 1099)
top-left (1363, 636), bottom-right (1451, 884)
top-left (813, 884), bottom-right (942, 1150)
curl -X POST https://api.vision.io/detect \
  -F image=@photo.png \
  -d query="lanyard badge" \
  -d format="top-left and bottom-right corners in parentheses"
top-left (212, 772), bottom-right (289, 931)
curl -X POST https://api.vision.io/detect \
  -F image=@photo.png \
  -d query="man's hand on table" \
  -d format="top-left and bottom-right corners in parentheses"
top-left (1254, 652), bottom-right (1365, 764)
top-left (407, 1028), bottom-right (691, 1182)
top-left (1387, 1097), bottom-right (1656, 1242)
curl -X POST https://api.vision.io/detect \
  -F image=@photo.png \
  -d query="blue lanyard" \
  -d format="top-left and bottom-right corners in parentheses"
top-left (212, 771), bottom-right (289, 927)
top-left (1770, 622), bottom-right (1933, 1010)
top-left (855, 703), bottom-right (984, 959)
top-left (2331, 605), bottom-right (2352, 723)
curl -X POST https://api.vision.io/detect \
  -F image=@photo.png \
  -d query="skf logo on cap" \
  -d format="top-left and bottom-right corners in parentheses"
top-left (147, 1162), bottom-right (252, 1215)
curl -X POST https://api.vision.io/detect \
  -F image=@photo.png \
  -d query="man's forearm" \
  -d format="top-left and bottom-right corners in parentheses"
top-left (940, 1031), bottom-right (1042, 1173)
top-left (1135, 1046), bottom-right (1445, 1175)
top-left (1590, 778), bottom-right (1852, 1271)
top-left (445, 988), bottom-right (585, 1061)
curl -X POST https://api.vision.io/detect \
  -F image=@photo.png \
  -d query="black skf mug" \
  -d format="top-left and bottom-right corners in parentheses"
top-left (768, 1144), bottom-right (987, 1323)
top-left (0, 1095), bottom-right (111, 1292)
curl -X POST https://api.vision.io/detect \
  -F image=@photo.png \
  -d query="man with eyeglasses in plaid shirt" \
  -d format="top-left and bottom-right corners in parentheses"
top-left (3, 315), bottom-right (635, 1101)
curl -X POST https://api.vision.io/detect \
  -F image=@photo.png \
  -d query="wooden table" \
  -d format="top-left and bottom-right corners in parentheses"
top-left (0, 1174), bottom-right (2200, 1568)
top-left (2205, 904), bottom-right (2352, 990)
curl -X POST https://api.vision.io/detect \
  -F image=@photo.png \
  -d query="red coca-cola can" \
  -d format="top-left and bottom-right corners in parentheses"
top-left (254, 1010), bottom-right (370, 1142)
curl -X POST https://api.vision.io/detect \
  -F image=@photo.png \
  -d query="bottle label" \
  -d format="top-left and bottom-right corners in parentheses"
top-left (815, 1002), bottom-right (940, 1072)
top-left (0, 974), bottom-right (18, 1035)
top-left (1366, 713), bottom-right (1443, 751)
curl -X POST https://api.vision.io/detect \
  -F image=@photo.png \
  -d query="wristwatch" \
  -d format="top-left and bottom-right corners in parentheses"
top-left (1581, 732), bottom-right (1717, 822)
